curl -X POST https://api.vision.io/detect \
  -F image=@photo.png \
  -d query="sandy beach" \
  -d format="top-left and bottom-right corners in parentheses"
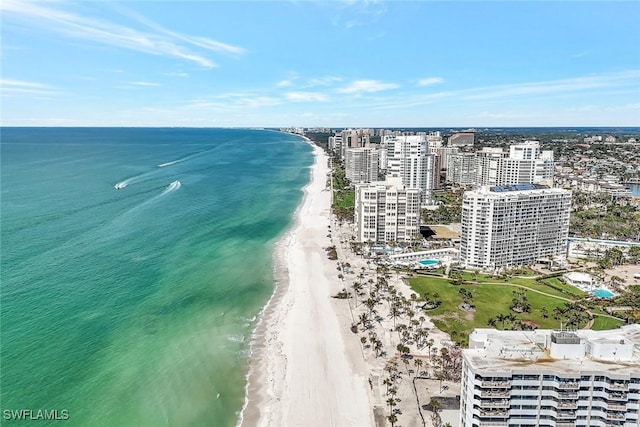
top-left (240, 140), bottom-right (374, 427)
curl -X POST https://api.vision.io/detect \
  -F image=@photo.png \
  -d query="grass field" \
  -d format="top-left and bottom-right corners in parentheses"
top-left (333, 190), bottom-right (355, 209)
top-left (408, 276), bottom-right (592, 346)
top-left (591, 316), bottom-right (625, 330)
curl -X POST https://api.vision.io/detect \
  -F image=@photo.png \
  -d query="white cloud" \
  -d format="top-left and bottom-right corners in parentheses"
top-left (277, 79), bottom-right (295, 88)
top-left (0, 0), bottom-right (245, 68)
top-left (417, 77), bottom-right (444, 87)
top-left (307, 76), bottom-right (343, 87)
top-left (336, 79), bottom-right (399, 94)
top-left (128, 81), bottom-right (161, 86)
top-left (0, 78), bottom-right (60, 96)
top-left (462, 69), bottom-right (640, 100)
top-left (285, 91), bottom-right (328, 102)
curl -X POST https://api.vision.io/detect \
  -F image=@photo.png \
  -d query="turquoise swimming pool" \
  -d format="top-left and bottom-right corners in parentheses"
top-left (592, 289), bottom-right (615, 298)
top-left (419, 259), bottom-right (439, 266)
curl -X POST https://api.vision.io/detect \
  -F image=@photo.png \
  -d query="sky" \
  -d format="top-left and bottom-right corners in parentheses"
top-left (1, 0), bottom-right (639, 127)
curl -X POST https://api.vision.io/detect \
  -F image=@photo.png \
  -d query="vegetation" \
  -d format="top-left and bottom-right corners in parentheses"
top-left (570, 191), bottom-right (640, 240)
top-left (330, 159), bottom-right (355, 222)
top-left (421, 190), bottom-right (463, 224)
top-left (407, 274), bottom-right (617, 346)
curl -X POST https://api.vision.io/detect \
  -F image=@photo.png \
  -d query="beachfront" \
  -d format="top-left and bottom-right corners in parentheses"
top-left (241, 138), bottom-right (457, 427)
top-left (241, 141), bottom-right (374, 427)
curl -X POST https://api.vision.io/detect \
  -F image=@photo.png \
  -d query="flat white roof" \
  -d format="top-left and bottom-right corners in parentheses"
top-left (464, 325), bottom-right (640, 376)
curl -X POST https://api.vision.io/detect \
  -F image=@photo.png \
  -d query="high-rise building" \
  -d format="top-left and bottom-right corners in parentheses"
top-left (345, 147), bottom-right (379, 184)
top-left (384, 135), bottom-right (438, 204)
top-left (460, 325), bottom-right (640, 427)
top-left (460, 184), bottom-right (571, 270)
top-left (354, 177), bottom-right (421, 243)
top-left (446, 153), bottom-right (478, 185)
top-left (475, 142), bottom-right (555, 187)
top-left (340, 129), bottom-right (370, 160)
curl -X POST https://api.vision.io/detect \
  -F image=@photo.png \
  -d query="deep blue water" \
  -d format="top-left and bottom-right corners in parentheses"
top-left (0, 128), bottom-right (312, 426)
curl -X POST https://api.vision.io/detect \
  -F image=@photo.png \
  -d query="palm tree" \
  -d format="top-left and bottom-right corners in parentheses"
top-left (388, 303), bottom-right (402, 328)
top-left (414, 358), bottom-right (424, 377)
top-left (387, 414), bottom-right (398, 427)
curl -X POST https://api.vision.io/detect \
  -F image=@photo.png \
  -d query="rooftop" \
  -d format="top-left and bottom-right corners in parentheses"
top-left (490, 183), bottom-right (550, 192)
top-left (464, 325), bottom-right (640, 376)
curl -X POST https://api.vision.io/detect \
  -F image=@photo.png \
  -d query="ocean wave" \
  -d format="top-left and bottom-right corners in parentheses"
top-left (227, 334), bottom-right (245, 343)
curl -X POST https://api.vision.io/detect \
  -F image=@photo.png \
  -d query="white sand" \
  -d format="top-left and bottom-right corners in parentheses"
top-left (240, 141), bottom-right (373, 427)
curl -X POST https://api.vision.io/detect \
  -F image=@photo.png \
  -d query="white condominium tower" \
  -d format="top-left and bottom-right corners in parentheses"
top-left (476, 141), bottom-right (555, 187)
top-left (354, 177), bottom-right (421, 243)
top-left (384, 135), bottom-right (438, 205)
top-left (460, 325), bottom-right (640, 427)
top-left (460, 184), bottom-right (571, 270)
top-left (345, 147), bottom-right (379, 184)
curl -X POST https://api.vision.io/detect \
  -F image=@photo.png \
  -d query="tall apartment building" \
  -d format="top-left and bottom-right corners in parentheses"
top-left (476, 142), bottom-right (555, 187)
top-left (340, 129), bottom-right (370, 160)
top-left (384, 135), bottom-right (438, 204)
top-left (460, 325), bottom-right (640, 427)
top-left (345, 147), bottom-right (379, 184)
top-left (427, 131), bottom-right (444, 149)
top-left (328, 131), bottom-right (342, 155)
top-left (354, 177), bottom-right (421, 243)
top-left (446, 153), bottom-right (478, 185)
top-left (460, 184), bottom-right (571, 270)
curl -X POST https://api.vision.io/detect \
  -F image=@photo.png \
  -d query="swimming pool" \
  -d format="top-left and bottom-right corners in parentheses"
top-left (592, 289), bottom-right (615, 299)
top-left (419, 259), bottom-right (439, 266)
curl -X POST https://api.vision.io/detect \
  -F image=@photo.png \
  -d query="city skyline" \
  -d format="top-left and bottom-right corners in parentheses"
top-left (1, 0), bottom-right (639, 128)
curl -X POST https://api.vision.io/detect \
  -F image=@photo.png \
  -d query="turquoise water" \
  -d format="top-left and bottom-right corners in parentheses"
top-left (0, 128), bottom-right (312, 426)
top-left (592, 289), bottom-right (615, 298)
top-left (419, 259), bottom-right (439, 266)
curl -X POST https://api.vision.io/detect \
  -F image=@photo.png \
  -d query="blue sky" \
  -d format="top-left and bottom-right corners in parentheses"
top-left (1, 1), bottom-right (639, 127)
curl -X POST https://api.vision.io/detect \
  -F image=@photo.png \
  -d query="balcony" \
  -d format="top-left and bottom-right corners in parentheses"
top-left (609, 382), bottom-right (628, 391)
top-left (479, 409), bottom-right (509, 417)
top-left (556, 411), bottom-right (577, 419)
top-left (608, 392), bottom-right (627, 401)
top-left (557, 423), bottom-right (575, 427)
top-left (479, 422), bottom-right (508, 427)
top-left (481, 380), bottom-right (511, 388)
top-left (558, 382), bottom-right (580, 390)
top-left (558, 392), bottom-right (578, 399)
top-left (558, 401), bottom-right (578, 409)
top-left (480, 390), bottom-right (510, 398)
top-left (606, 412), bottom-right (626, 420)
top-left (608, 403), bottom-right (627, 411)
top-left (479, 400), bottom-right (509, 409)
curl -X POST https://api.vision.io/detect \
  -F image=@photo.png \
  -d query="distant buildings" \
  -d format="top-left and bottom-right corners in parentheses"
top-left (460, 184), bottom-right (571, 270)
top-left (460, 325), bottom-right (640, 427)
top-left (344, 147), bottom-right (379, 184)
top-left (449, 132), bottom-right (475, 147)
top-left (446, 141), bottom-right (554, 188)
top-left (354, 177), bottom-right (421, 243)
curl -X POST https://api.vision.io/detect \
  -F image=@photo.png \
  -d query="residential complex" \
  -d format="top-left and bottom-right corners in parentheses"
top-left (344, 147), bottom-right (379, 184)
top-left (460, 184), bottom-right (571, 270)
top-left (460, 325), bottom-right (640, 427)
top-left (384, 134), bottom-right (439, 205)
top-left (447, 141), bottom-right (554, 188)
top-left (354, 177), bottom-right (421, 243)
top-left (449, 132), bottom-right (475, 147)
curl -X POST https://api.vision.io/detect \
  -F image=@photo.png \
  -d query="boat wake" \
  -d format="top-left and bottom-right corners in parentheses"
top-left (160, 180), bottom-right (181, 195)
top-left (157, 160), bottom-right (182, 168)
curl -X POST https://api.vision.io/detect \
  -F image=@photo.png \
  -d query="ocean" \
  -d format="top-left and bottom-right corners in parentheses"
top-left (0, 128), bottom-right (313, 426)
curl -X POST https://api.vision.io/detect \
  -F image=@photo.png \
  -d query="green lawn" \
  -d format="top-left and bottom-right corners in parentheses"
top-left (333, 190), bottom-right (355, 209)
top-left (591, 316), bottom-right (625, 330)
top-left (408, 276), bottom-right (587, 346)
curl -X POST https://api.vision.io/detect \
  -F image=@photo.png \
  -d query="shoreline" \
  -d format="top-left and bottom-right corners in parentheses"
top-left (239, 136), bottom-right (373, 427)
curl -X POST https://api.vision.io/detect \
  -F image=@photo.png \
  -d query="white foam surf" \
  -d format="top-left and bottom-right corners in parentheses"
top-left (114, 181), bottom-right (128, 190)
top-left (161, 180), bottom-right (181, 195)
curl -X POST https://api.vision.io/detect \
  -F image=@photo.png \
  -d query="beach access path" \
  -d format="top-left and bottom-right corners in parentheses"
top-left (241, 141), bottom-right (374, 427)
